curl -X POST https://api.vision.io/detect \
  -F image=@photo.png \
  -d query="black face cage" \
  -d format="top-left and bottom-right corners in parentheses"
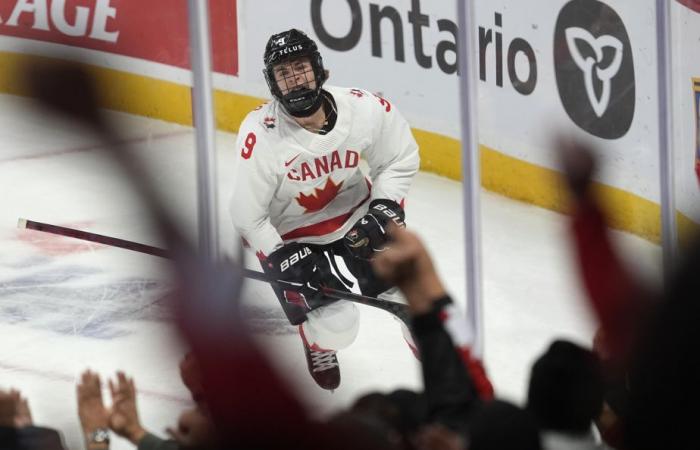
top-left (264, 52), bottom-right (326, 108)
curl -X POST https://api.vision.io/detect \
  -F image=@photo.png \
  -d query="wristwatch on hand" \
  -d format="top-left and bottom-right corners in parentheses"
top-left (87, 427), bottom-right (110, 447)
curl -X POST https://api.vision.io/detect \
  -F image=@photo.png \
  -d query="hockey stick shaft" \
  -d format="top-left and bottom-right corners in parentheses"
top-left (17, 218), bottom-right (410, 324)
top-left (19, 218), bottom-right (170, 258)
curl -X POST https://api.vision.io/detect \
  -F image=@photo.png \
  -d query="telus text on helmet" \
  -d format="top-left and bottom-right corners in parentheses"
top-left (0, 0), bottom-right (119, 43)
top-left (275, 45), bottom-right (304, 58)
top-left (311, 0), bottom-right (537, 95)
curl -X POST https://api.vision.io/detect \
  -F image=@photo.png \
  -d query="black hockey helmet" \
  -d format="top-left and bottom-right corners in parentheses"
top-left (263, 29), bottom-right (327, 117)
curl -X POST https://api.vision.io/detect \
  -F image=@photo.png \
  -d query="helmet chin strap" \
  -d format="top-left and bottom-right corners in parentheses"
top-left (283, 88), bottom-right (324, 118)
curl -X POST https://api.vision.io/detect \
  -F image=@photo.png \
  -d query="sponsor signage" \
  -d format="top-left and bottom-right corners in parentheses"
top-left (310, 0), bottom-right (459, 75)
top-left (677, 0), bottom-right (700, 13)
top-left (0, 0), bottom-right (239, 76)
top-left (478, 12), bottom-right (537, 96)
top-left (307, 0), bottom-right (637, 140)
top-left (554, 0), bottom-right (635, 139)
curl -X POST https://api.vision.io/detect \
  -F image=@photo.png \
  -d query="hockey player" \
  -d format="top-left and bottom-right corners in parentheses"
top-left (230, 29), bottom-right (420, 390)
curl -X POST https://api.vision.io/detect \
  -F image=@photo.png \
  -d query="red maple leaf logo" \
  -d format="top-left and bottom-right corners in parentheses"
top-left (296, 177), bottom-right (344, 213)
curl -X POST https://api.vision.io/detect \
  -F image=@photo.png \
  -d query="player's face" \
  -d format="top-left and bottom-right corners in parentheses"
top-left (273, 57), bottom-right (316, 95)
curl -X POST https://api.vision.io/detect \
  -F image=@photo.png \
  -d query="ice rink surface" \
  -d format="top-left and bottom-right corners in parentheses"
top-left (0, 94), bottom-right (662, 449)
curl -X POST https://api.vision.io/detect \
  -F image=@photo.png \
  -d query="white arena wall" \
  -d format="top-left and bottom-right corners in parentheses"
top-left (1, 0), bottom-right (699, 243)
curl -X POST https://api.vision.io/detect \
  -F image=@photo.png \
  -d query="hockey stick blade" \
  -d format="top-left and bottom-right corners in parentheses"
top-left (17, 218), bottom-right (410, 324)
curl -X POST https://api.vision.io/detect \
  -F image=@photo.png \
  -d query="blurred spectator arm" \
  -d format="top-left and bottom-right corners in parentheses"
top-left (135, 433), bottom-right (179, 450)
top-left (561, 141), bottom-right (648, 361)
top-left (372, 227), bottom-right (487, 435)
top-left (0, 389), bottom-right (66, 450)
top-left (412, 297), bottom-right (481, 434)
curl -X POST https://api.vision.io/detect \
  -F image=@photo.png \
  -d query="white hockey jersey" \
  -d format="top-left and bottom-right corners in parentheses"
top-left (229, 85), bottom-right (420, 257)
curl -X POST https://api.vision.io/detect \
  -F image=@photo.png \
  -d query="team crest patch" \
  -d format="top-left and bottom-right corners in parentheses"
top-left (263, 117), bottom-right (276, 129)
top-left (345, 229), bottom-right (369, 248)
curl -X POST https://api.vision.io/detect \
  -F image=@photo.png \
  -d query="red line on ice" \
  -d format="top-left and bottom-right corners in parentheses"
top-left (0, 361), bottom-right (191, 405)
top-left (16, 220), bottom-right (105, 257)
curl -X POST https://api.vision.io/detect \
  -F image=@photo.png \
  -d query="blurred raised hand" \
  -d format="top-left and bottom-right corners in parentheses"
top-left (371, 225), bottom-right (446, 315)
top-left (108, 371), bottom-right (146, 445)
top-left (76, 370), bottom-right (110, 449)
top-left (166, 407), bottom-right (218, 449)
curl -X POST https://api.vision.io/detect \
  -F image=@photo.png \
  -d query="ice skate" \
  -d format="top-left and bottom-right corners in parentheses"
top-left (303, 343), bottom-right (340, 391)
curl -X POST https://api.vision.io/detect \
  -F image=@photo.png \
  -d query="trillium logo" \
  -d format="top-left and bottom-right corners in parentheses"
top-left (554, 0), bottom-right (635, 139)
top-left (565, 27), bottom-right (624, 118)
